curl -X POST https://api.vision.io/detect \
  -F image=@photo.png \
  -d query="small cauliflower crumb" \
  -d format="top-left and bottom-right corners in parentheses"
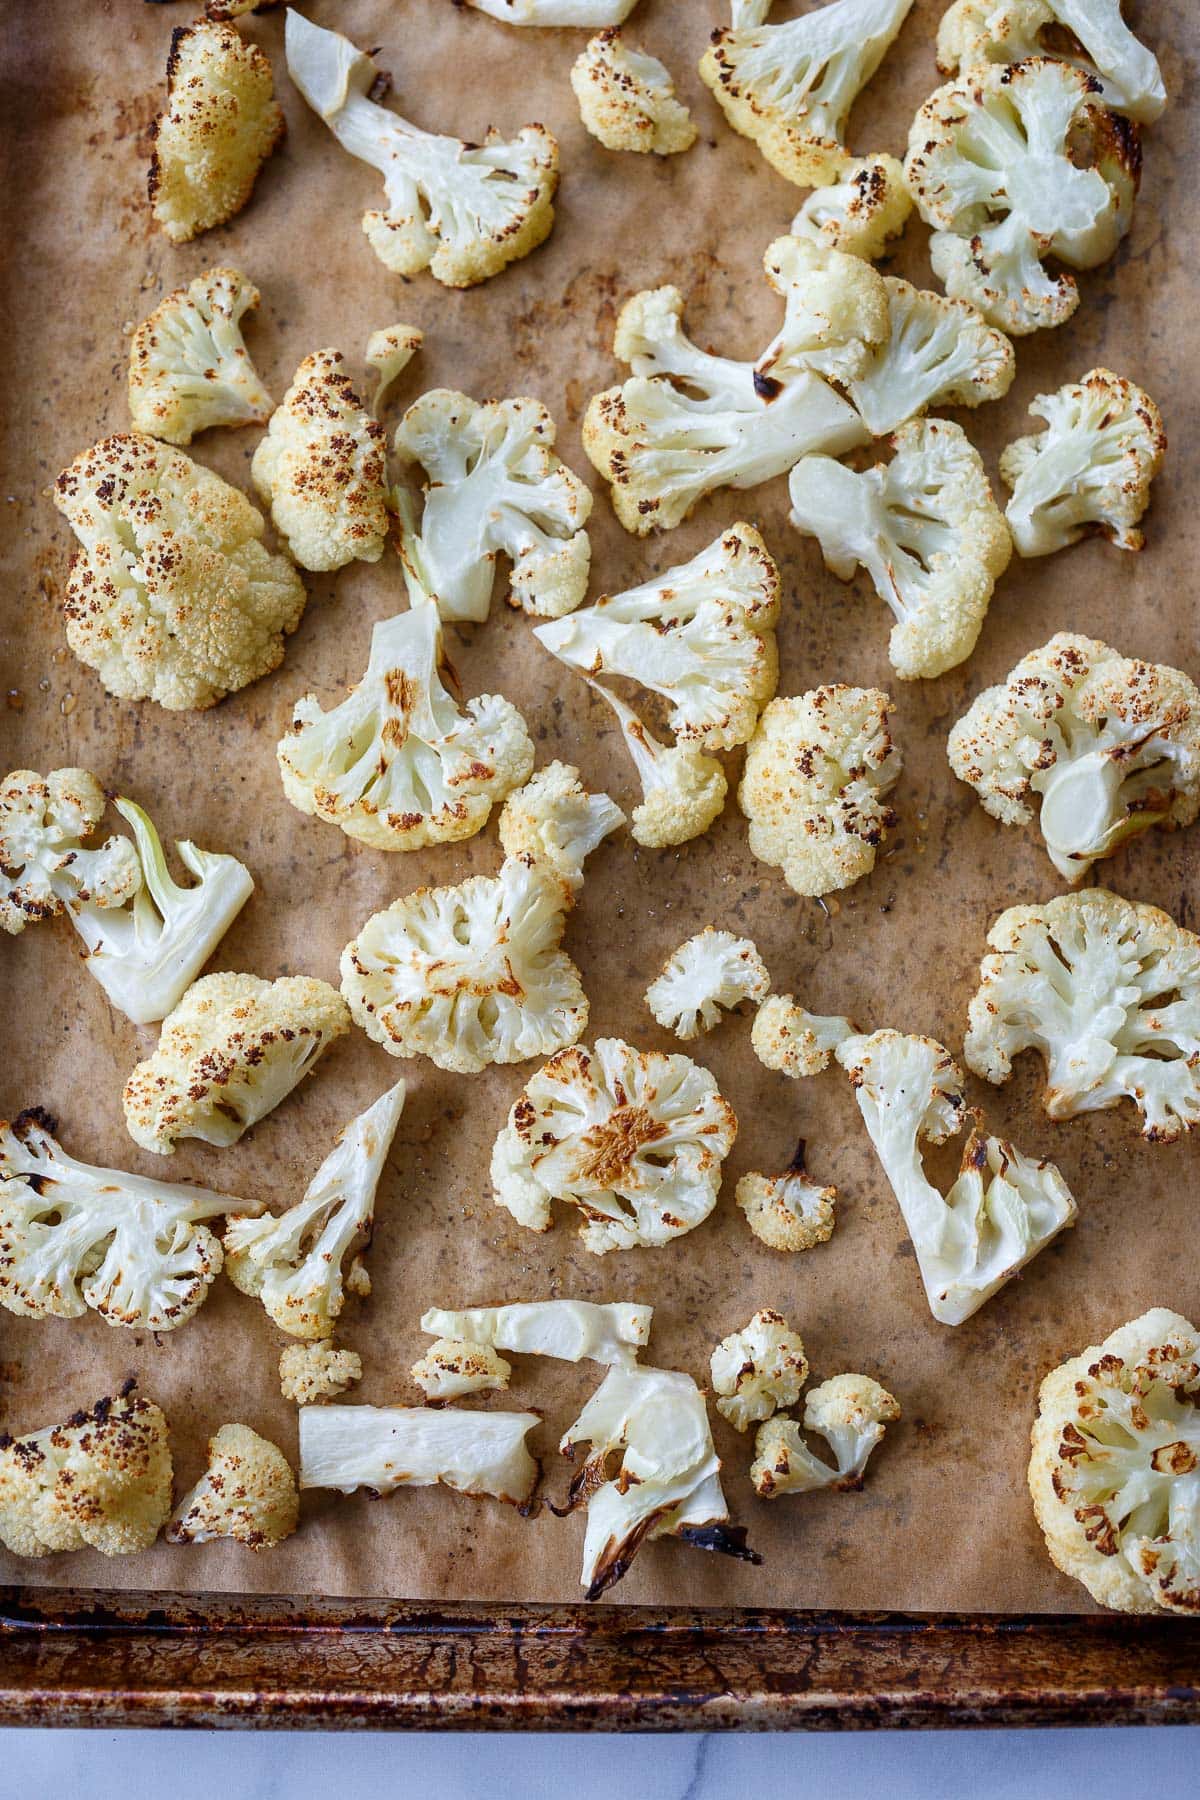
top-left (411, 1338), bottom-right (513, 1401)
top-left (279, 1340), bottom-right (363, 1405)
top-left (736, 1142), bottom-right (837, 1252)
top-left (710, 1310), bottom-right (810, 1432)
top-left (571, 30), bottom-right (696, 155)
top-left (645, 928), bottom-right (769, 1039)
top-left (166, 1423), bottom-right (298, 1549)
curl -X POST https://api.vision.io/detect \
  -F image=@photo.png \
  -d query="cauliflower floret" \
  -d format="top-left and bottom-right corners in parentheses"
top-left (341, 857), bottom-right (587, 1075)
top-left (411, 1339), bottom-right (513, 1401)
top-left (420, 1301), bottom-right (653, 1365)
top-left (0, 1108), bottom-right (257, 1331)
top-left (560, 1363), bottom-right (758, 1598)
top-left (700, 0), bottom-right (915, 187)
top-left (166, 1423), bottom-right (298, 1549)
top-left (123, 971), bottom-right (350, 1157)
top-left (750, 993), bottom-right (855, 1079)
top-left (149, 19), bottom-right (285, 243)
top-left (905, 59), bottom-right (1141, 335)
top-left (736, 1142), bottom-right (838, 1252)
top-left (1029, 1308), bottom-right (1200, 1615)
top-left (497, 763), bottom-right (624, 892)
top-left (645, 927), bottom-right (769, 1039)
top-left (791, 155), bottom-right (912, 260)
top-left (277, 603), bottom-right (534, 852)
top-left (1000, 369), bottom-right (1166, 557)
top-left (947, 633), bottom-right (1200, 881)
top-left (789, 419), bottom-right (1011, 681)
top-left (0, 768), bottom-right (140, 936)
top-left (571, 30), bottom-right (696, 155)
top-left (128, 268), bottom-right (272, 447)
top-left (710, 1310), bottom-right (809, 1432)
top-left (465, 0), bottom-right (640, 21)
top-left (279, 1339), bottom-right (362, 1405)
top-left (845, 278), bottom-right (1016, 437)
top-left (393, 390), bottom-right (593, 621)
top-left (936, 0), bottom-right (1166, 123)
top-left (492, 1037), bottom-right (737, 1253)
top-left (285, 11), bottom-right (558, 288)
top-left (365, 322), bottom-right (423, 413)
top-left (588, 683), bottom-right (728, 849)
top-left (582, 238), bottom-right (878, 533)
top-left (739, 687), bottom-right (901, 897)
top-left (535, 522), bottom-right (780, 753)
top-left (206, 0), bottom-right (281, 18)
top-left (751, 1373), bottom-right (899, 1495)
top-left (964, 889), bottom-right (1200, 1142)
top-left (54, 434), bottom-right (306, 712)
top-left (251, 349), bottom-right (387, 572)
top-left (224, 1083), bottom-right (406, 1339)
top-left (0, 1388), bottom-right (171, 1558)
top-left (299, 1404), bottom-right (541, 1507)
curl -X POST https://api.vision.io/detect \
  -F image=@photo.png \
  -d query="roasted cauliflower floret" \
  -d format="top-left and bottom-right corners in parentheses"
top-left (948, 633), bottom-right (1200, 880)
top-left (1029, 1309), bottom-right (1200, 1615)
top-left (128, 268), bottom-right (272, 446)
top-left (589, 683), bottom-right (729, 849)
top-left (645, 927), bottom-right (769, 1039)
top-left (751, 1373), bottom-right (899, 1495)
top-left (279, 1339), bottom-right (362, 1405)
top-left (1000, 369), bottom-right (1166, 558)
top-left (572, 29), bottom-right (696, 155)
top-left (123, 971), bottom-right (350, 1156)
top-left (497, 762), bottom-right (624, 893)
top-left (411, 1338), bottom-right (513, 1401)
top-left (534, 522), bottom-right (780, 754)
top-left (365, 323), bottom-right (423, 413)
top-left (0, 1388), bottom-right (172, 1558)
top-left (736, 1142), bottom-right (838, 1252)
top-left (277, 603), bottom-right (534, 852)
top-left (394, 390), bottom-right (592, 622)
top-left (54, 433), bottom-right (306, 712)
top-left (420, 1300), bottom-right (653, 1366)
top-left (700, 0), bottom-right (915, 187)
top-left (791, 155), bottom-right (912, 260)
top-left (299, 1404), bottom-right (541, 1506)
top-left (936, 0), bottom-right (1166, 123)
top-left (964, 889), bottom-right (1200, 1142)
top-left (149, 19), bottom-right (284, 243)
top-left (341, 857), bottom-right (587, 1075)
top-left (224, 1083), bottom-right (406, 1339)
top-left (739, 687), bottom-right (901, 897)
top-left (167, 1423), bottom-right (298, 1550)
top-left (206, 0), bottom-right (281, 18)
top-left (492, 1037), bottom-right (737, 1254)
top-left (904, 59), bottom-right (1140, 335)
top-left (710, 1310), bottom-right (809, 1432)
top-left (0, 768), bottom-right (140, 936)
top-left (750, 993), bottom-right (855, 1079)
top-left (845, 278), bottom-right (1015, 437)
top-left (789, 419), bottom-right (1011, 680)
top-left (285, 11), bottom-right (558, 288)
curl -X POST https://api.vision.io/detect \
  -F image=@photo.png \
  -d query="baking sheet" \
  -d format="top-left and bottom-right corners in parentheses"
top-left (0, 0), bottom-right (1195, 1612)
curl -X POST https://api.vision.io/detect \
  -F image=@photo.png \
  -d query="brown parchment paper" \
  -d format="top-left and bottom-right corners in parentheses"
top-left (0, 0), bottom-right (1196, 1613)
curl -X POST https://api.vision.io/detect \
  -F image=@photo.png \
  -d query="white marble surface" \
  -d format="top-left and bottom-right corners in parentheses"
top-left (3, 1726), bottom-right (1199, 1797)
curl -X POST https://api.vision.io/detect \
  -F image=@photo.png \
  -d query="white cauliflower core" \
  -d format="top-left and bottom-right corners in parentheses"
top-left (1000, 369), bottom-right (1166, 557)
top-left (167, 1423), bottom-right (298, 1549)
top-left (645, 927), bottom-right (769, 1039)
top-left (1029, 1309), bottom-right (1200, 1615)
top-left (492, 1037), bottom-right (737, 1253)
top-left (534, 522), bottom-right (780, 754)
top-left (411, 1339), bottom-right (512, 1401)
top-left (936, 0), bottom-right (1166, 124)
top-left (751, 1373), bottom-right (900, 1496)
top-left (224, 1082), bottom-right (406, 1339)
top-left (0, 1109), bottom-right (257, 1331)
top-left (298, 1404), bottom-right (540, 1507)
top-left (791, 156), bottom-right (912, 260)
top-left (751, 993), bottom-right (855, 1080)
top-left (789, 418), bottom-right (1011, 680)
top-left (710, 1310), bottom-right (809, 1431)
top-left (54, 434), bottom-right (306, 712)
top-left (837, 1030), bottom-right (1077, 1325)
top-left (285, 11), bottom-right (558, 288)
top-left (0, 768), bottom-right (140, 936)
top-left (700, 0), bottom-right (915, 188)
top-left (589, 683), bottom-right (728, 849)
top-left (420, 1301), bottom-right (653, 1366)
top-left (0, 1389), bottom-right (172, 1558)
top-left (560, 1363), bottom-right (758, 1598)
top-left (736, 1141), bottom-right (838, 1252)
top-left (129, 268), bottom-right (272, 446)
top-left (844, 278), bottom-right (1016, 439)
top-left (739, 686), bottom-right (901, 897)
top-left (277, 602), bottom-right (534, 852)
top-left (904, 59), bottom-right (1141, 335)
top-left (394, 389), bottom-right (592, 622)
top-left (572, 30), bottom-right (696, 156)
top-left (583, 236), bottom-right (880, 533)
top-left (947, 633), bottom-right (1200, 881)
top-left (497, 763), bottom-right (624, 893)
top-left (964, 889), bottom-right (1200, 1143)
top-left (341, 857), bottom-right (587, 1075)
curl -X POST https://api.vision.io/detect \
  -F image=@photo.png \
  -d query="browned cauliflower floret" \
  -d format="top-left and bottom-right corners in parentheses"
top-left (0, 1388), bottom-right (172, 1558)
top-left (411, 1339), bottom-right (513, 1401)
top-left (149, 19), bottom-right (285, 244)
top-left (750, 993), bottom-right (855, 1079)
top-left (166, 1423), bottom-right (298, 1549)
top-left (54, 434), bottom-right (306, 712)
top-left (0, 768), bottom-right (140, 936)
top-left (128, 268), bottom-right (273, 446)
top-left (791, 156), bottom-right (912, 260)
top-left (710, 1310), bottom-right (810, 1431)
top-left (279, 1340), bottom-right (363, 1405)
top-left (736, 1142), bottom-right (838, 1252)
top-left (571, 30), bottom-right (696, 155)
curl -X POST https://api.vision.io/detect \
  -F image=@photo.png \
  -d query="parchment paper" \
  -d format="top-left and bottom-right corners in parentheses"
top-left (0, 0), bottom-right (1196, 1612)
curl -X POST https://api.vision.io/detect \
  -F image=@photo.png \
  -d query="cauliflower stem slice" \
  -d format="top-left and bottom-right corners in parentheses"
top-left (298, 1404), bottom-right (541, 1508)
top-left (420, 1300), bottom-right (653, 1365)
